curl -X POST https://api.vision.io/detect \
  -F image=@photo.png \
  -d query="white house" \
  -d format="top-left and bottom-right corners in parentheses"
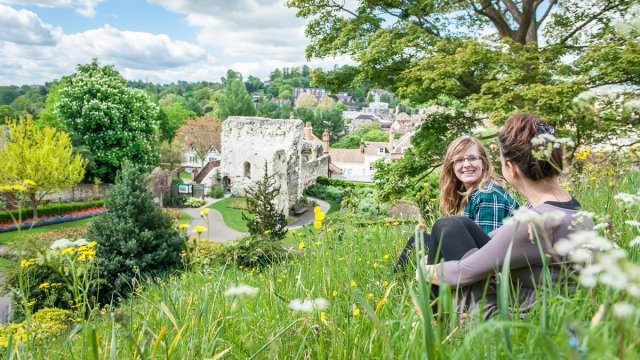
top-left (180, 148), bottom-right (221, 173)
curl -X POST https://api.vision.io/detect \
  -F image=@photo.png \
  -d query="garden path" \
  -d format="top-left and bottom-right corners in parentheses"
top-left (179, 196), bottom-right (330, 243)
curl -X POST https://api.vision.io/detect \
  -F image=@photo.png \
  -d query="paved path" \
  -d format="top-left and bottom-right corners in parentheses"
top-left (177, 196), bottom-right (331, 243)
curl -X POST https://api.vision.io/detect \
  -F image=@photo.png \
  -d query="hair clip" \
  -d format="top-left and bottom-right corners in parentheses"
top-left (536, 123), bottom-right (555, 135)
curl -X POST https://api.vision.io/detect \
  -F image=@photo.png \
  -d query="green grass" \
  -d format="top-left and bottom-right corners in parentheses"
top-left (0, 217), bottom-right (95, 244)
top-left (209, 196), bottom-right (251, 233)
top-left (179, 210), bottom-right (191, 224)
top-left (179, 171), bottom-right (192, 180)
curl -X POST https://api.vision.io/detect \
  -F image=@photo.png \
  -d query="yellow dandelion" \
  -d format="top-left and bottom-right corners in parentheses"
top-left (609, 181), bottom-right (615, 187)
top-left (26, 299), bottom-right (36, 307)
top-left (332, 290), bottom-right (337, 297)
top-left (20, 258), bottom-right (36, 268)
top-left (383, 254), bottom-right (390, 260)
top-left (179, 223), bottom-right (190, 230)
top-left (192, 225), bottom-right (207, 234)
top-left (366, 293), bottom-right (374, 300)
top-left (88, 241), bottom-right (97, 248)
top-left (12, 185), bottom-right (26, 191)
top-left (23, 179), bottom-right (36, 186)
top-left (200, 208), bottom-right (209, 216)
top-left (315, 211), bottom-right (325, 221)
top-left (320, 312), bottom-right (326, 322)
top-left (264, 230), bottom-right (271, 235)
top-left (38, 282), bottom-right (50, 289)
top-left (313, 220), bottom-right (322, 229)
top-left (383, 281), bottom-right (389, 287)
top-left (298, 241), bottom-right (305, 250)
top-left (326, 228), bottom-right (332, 233)
top-left (61, 248), bottom-right (75, 255)
top-left (1, 185), bottom-right (11, 191)
top-left (373, 263), bottom-right (379, 269)
top-left (352, 308), bottom-right (360, 317)
top-left (314, 206), bottom-right (321, 214)
top-left (393, 221), bottom-right (399, 225)
top-left (350, 281), bottom-right (356, 287)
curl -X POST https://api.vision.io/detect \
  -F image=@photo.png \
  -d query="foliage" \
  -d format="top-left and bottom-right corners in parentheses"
top-left (36, 81), bottom-right (66, 131)
top-left (242, 164), bottom-right (288, 241)
top-left (303, 183), bottom-right (345, 203)
top-left (209, 185), bottom-right (224, 199)
top-left (159, 102), bottom-right (196, 142)
top-left (333, 123), bottom-right (390, 148)
top-left (295, 92), bottom-right (318, 109)
top-left (54, 60), bottom-right (160, 183)
top-left (0, 201), bottom-right (104, 225)
top-left (89, 161), bottom-right (185, 304)
top-left (341, 187), bottom-right (381, 218)
top-left (313, 107), bottom-right (345, 140)
top-left (175, 116), bottom-right (222, 168)
top-left (183, 197), bottom-right (205, 208)
top-left (158, 139), bottom-right (187, 170)
top-left (0, 105), bottom-right (19, 124)
top-left (0, 308), bottom-right (75, 348)
top-left (211, 234), bottom-right (288, 268)
top-left (162, 195), bottom-right (185, 208)
top-left (316, 176), bottom-right (373, 189)
top-left (257, 100), bottom-right (293, 119)
top-left (0, 116), bottom-right (86, 218)
top-left (217, 79), bottom-right (256, 120)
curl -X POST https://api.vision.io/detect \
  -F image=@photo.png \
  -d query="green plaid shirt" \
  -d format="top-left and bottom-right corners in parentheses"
top-left (464, 179), bottom-right (519, 234)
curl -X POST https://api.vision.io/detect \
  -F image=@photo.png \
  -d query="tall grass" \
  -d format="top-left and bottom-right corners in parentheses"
top-left (4, 164), bottom-right (640, 359)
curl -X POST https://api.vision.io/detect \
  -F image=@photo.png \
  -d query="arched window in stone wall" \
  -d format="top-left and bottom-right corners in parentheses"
top-left (244, 162), bottom-right (251, 178)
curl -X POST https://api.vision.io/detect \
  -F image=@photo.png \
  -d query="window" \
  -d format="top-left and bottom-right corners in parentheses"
top-left (378, 147), bottom-right (385, 154)
top-left (244, 162), bottom-right (251, 178)
top-left (189, 156), bottom-right (196, 163)
top-left (346, 169), bottom-right (352, 175)
top-left (369, 163), bottom-right (374, 170)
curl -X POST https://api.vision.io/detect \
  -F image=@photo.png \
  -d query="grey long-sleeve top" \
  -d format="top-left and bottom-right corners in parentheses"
top-left (437, 203), bottom-right (593, 288)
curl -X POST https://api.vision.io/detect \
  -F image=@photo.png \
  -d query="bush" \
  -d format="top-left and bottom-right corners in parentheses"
top-left (163, 196), bottom-right (185, 207)
top-left (242, 164), bottom-right (287, 241)
top-left (212, 235), bottom-right (289, 268)
top-left (304, 183), bottom-right (344, 203)
top-left (90, 161), bottom-right (185, 304)
top-left (316, 176), bottom-right (373, 189)
top-left (0, 308), bottom-right (75, 348)
top-left (209, 185), bottom-right (224, 199)
top-left (184, 197), bottom-right (205, 207)
top-left (0, 200), bottom-right (104, 224)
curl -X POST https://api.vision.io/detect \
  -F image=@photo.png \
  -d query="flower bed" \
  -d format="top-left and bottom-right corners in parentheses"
top-left (0, 207), bottom-right (106, 233)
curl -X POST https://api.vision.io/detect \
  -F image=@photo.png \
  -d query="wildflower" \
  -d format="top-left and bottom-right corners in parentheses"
top-left (26, 299), bottom-right (36, 307)
top-left (23, 179), bottom-right (36, 186)
top-left (314, 241), bottom-right (321, 245)
top-left (375, 299), bottom-right (386, 312)
top-left (624, 220), bottom-right (640, 227)
top-left (179, 223), bottom-right (190, 230)
top-left (50, 238), bottom-right (74, 250)
top-left (73, 238), bottom-right (89, 247)
top-left (0, 185), bottom-right (11, 191)
top-left (612, 302), bottom-right (635, 319)
top-left (192, 225), bottom-right (207, 234)
top-left (629, 236), bottom-right (640, 247)
top-left (373, 263), bottom-right (379, 269)
top-left (315, 211), bottom-right (325, 221)
top-left (314, 206), bottom-right (321, 214)
top-left (263, 230), bottom-right (271, 235)
top-left (393, 221), bottom-right (399, 225)
top-left (352, 307), bottom-right (360, 317)
top-left (298, 242), bottom-right (305, 250)
top-left (505, 207), bottom-right (565, 227)
top-left (61, 248), bottom-right (76, 256)
top-left (20, 258), bottom-right (36, 268)
top-left (12, 185), bottom-right (26, 191)
top-left (87, 241), bottom-right (97, 248)
top-left (383, 281), bottom-right (389, 287)
top-left (39, 282), bottom-right (50, 289)
top-left (332, 290), bottom-right (337, 297)
top-left (608, 181), bottom-right (615, 187)
top-left (320, 312), bottom-right (326, 322)
top-left (614, 192), bottom-right (640, 207)
top-left (288, 298), bottom-right (329, 313)
top-left (224, 285), bottom-right (259, 297)
top-left (366, 293), bottom-right (374, 300)
top-left (350, 281), bottom-right (356, 287)
top-left (200, 208), bottom-right (209, 216)
top-left (313, 221), bottom-right (322, 229)
top-left (383, 254), bottom-right (390, 260)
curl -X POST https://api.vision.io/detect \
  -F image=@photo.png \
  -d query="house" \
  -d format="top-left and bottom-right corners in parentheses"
top-left (367, 89), bottom-right (396, 104)
top-left (349, 114), bottom-right (379, 133)
top-left (392, 112), bottom-right (425, 134)
top-left (293, 87), bottom-right (329, 103)
top-left (180, 148), bottom-right (221, 173)
top-left (361, 101), bottom-right (390, 115)
top-left (335, 92), bottom-right (361, 111)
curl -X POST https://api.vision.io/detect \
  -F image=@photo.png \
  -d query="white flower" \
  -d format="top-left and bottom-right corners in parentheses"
top-left (568, 248), bottom-right (593, 264)
top-left (612, 302), bottom-right (635, 319)
top-left (224, 285), bottom-right (258, 297)
top-left (50, 238), bottom-right (74, 250)
top-left (288, 298), bottom-right (330, 313)
top-left (73, 238), bottom-right (89, 247)
top-left (629, 236), bottom-right (640, 247)
top-left (624, 220), bottom-right (640, 227)
top-left (614, 192), bottom-right (640, 207)
top-left (593, 223), bottom-right (608, 230)
top-left (504, 208), bottom-right (565, 226)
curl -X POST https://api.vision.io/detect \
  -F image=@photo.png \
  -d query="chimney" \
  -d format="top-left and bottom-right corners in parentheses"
top-left (389, 126), bottom-right (395, 150)
top-left (322, 128), bottom-right (330, 154)
top-left (360, 141), bottom-right (365, 154)
top-left (304, 121), bottom-right (313, 140)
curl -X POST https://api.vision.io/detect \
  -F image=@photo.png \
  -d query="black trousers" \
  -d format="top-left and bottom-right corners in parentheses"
top-left (394, 217), bottom-right (491, 273)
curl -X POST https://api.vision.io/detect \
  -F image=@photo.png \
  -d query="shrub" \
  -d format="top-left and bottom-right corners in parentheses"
top-left (315, 176), bottom-right (373, 189)
top-left (0, 308), bottom-right (75, 348)
top-left (212, 235), bottom-right (289, 268)
top-left (184, 197), bottom-right (205, 208)
top-left (209, 185), bottom-right (224, 199)
top-left (187, 240), bottom-right (224, 268)
top-left (163, 208), bottom-right (182, 222)
top-left (242, 164), bottom-right (287, 241)
top-left (90, 161), bottom-right (185, 304)
top-left (163, 195), bottom-right (185, 207)
top-left (304, 183), bottom-right (344, 203)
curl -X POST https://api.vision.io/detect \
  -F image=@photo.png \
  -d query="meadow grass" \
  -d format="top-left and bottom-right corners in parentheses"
top-left (6, 163), bottom-right (640, 359)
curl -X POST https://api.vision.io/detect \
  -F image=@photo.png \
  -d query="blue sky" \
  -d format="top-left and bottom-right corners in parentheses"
top-left (0, 0), bottom-right (352, 85)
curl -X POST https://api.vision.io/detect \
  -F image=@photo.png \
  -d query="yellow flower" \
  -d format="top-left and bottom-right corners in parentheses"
top-left (366, 293), bottom-right (374, 300)
top-left (608, 181), bottom-right (615, 187)
top-left (375, 299), bottom-right (386, 312)
top-left (373, 263), bottom-right (379, 269)
top-left (192, 225), bottom-right (207, 234)
top-left (352, 308), bottom-right (360, 317)
top-left (12, 185), bottom-right (26, 191)
top-left (326, 228), bottom-right (332, 233)
top-left (314, 206), bottom-right (321, 214)
top-left (200, 208), bottom-right (209, 216)
top-left (179, 223), bottom-right (189, 229)
top-left (384, 223), bottom-right (390, 227)
top-left (350, 281), bottom-right (356, 287)
top-left (1, 185), bottom-right (11, 191)
top-left (383, 281), bottom-right (389, 287)
top-left (315, 211), bottom-right (325, 221)
top-left (20, 258), bottom-right (36, 268)
top-left (39, 282), bottom-right (50, 289)
top-left (383, 254), bottom-right (390, 260)
top-left (88, 241), bottom-right (97, 248)
top-left (562, 181), bottom-right (570, 188)
top-left (332, 290), bottom-right (337, 297)
top-left (23, 179), bottom-right (36, 186)
top-left (429, 198), bottom-right (438, 202)
top-left (393, 221), bottom-right (399, 225)
top-left (61, 248), bottom-right (75, 255)
top-left (313, 221), bottom-right (322, 229)
top-left (298, 242), bottom-right (305, 250)
top-left (26, 299), bottom-right (36, 307)
top-left (320, 312), bottom-right (326, 322)
top-left (314, 241), bottom-right (322, 245)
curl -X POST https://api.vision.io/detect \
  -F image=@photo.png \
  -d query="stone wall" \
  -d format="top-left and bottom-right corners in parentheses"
top-left (301, 140), bottom-right (329, 189)
top-left (221, 117), bottom-right (304, 212)
top-left (43, 184), bottom-right (112, 203)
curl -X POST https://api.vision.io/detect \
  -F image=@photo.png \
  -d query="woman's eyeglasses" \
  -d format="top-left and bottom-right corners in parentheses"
top-left (452, 155), bottom-right (482, 166)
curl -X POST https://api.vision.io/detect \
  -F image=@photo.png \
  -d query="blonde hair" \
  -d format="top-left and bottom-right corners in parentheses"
top-left (439, 136), bottom-right (504, 216)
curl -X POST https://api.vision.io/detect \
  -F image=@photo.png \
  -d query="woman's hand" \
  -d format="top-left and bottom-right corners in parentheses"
top-left (416, 257), bottom-right (440, 285)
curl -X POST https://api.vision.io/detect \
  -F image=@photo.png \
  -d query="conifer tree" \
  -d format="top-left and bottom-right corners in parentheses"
top-left (242, 164), bottom-right (287, 241)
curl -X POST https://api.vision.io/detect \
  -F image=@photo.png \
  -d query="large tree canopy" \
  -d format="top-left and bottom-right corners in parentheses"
top-left (55, 60), bottom-right (160, 183)
top-left (289, 0), bottom-right (639, 199)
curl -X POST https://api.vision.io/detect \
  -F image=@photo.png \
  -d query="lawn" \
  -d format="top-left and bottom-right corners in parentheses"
top-left (179, 210), bottom-right (191, 224)
top-left (209, 196), bottom-right (252, 233)
top-left (179, 171), bottom-right (192, 180)
top-left (0, 217), bottom-right (95, 244)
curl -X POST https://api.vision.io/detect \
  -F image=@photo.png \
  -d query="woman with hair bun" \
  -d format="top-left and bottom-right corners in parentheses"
top-left (418, 113), bottom-right (594, 317)
top-left (393, 135), bottom-right (518, 273)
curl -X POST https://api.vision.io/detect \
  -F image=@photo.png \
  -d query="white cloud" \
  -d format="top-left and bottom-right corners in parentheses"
top-left (0, 4), bottom-right (62, 45)
top-left (0, 0), bottom-right (103, 17)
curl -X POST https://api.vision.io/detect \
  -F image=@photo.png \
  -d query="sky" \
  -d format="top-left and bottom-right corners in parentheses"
top-left (0, 0), bottom-right (353, 85)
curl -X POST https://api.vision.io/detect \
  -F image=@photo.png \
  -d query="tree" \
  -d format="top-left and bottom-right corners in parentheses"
top-left (242, 164), bottom-right (288, 241)
top-left (289, 0), bottom-right (637, 199)
top-left (217, 79), bottom-right (256, 120)
top-left (313, 107), bottom-right (344, 140)
top-left (245, 75), bottom-right (264, 93)
top-left (332, 123), bottom-right (389, 149)
top-left (175, 116), bottom-right (222, 168)
top-left (37, 81), bottom-right (66, 130)
top-left (159, 102), bottom-right (196, 142)
top-left (158, 139), bottom-right (187, 170)
top-left (317, 95), bottom-right (336, 111)
top-left (90, 161), bottom-right (185, 304)
top-left (55, 60), bottom-right (160, 183)
top-left (0, 116), bottom-right (86, 219)
top-left (295, 92), bottom-right (317, 109)
top-left (0, 105), bottom-right (18, 124)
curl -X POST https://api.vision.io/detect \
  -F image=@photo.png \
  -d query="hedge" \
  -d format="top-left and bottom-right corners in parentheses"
top-left (0, 200), bottom-right (105, 224)
top-left (315, 176), bottom-right (374, 189)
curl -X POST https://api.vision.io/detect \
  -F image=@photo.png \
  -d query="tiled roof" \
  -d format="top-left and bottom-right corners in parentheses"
top-left (329, 149), bottom-right (365, 163)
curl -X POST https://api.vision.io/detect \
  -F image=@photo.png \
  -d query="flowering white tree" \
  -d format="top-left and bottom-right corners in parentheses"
top-left (54, 60), bottom-right (160, 182)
